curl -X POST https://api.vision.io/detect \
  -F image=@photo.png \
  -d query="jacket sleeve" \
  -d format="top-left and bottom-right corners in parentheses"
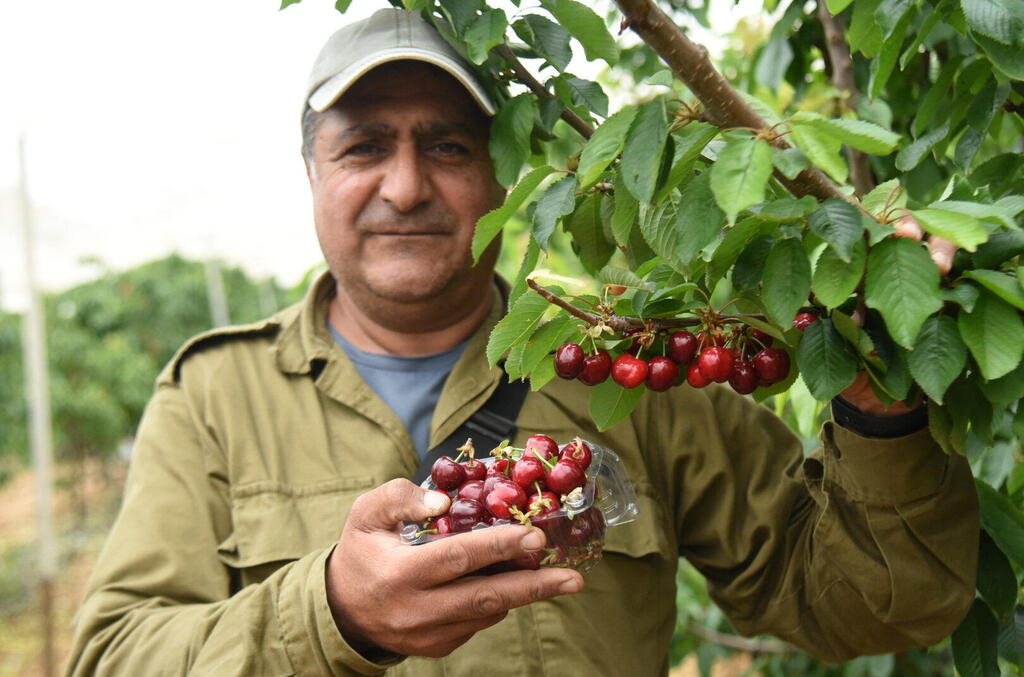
top-left (671, 386), bottom-right (978, 663)
top-left (62, 384), bottom-right (397, 677)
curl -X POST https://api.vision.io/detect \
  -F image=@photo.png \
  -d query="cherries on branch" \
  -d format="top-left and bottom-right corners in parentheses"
top-left (553, 313), bottom-right (820, 397)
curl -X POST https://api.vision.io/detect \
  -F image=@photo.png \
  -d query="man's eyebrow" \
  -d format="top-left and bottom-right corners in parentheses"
top-left (335, 123), bottom-right (397, 142)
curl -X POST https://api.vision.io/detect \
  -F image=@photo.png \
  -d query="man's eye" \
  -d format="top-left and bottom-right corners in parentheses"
top-left (345, 142), bottom-right (383, 157)
top-left (432, 141), bottom-right (469, 155)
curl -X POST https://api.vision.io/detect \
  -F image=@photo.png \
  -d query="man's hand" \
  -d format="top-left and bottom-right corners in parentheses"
top-left (893, 213), bottom-right (957, 275)
top-left (325, 479), bottom-right (584, 658)
top-left (840, 372), bottom-right (920, 416)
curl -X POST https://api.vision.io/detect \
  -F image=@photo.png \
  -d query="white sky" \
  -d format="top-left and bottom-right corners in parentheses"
top-left (0, 0), bottom-right (757, 312)
top-left (0, 0), bottom-right (378, 311)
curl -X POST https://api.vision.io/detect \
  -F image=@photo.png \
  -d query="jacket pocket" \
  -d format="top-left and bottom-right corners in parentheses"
top-left (600, 487), bottom-right (673, 561)
top-left (217, 476), bottom-right (375, 579)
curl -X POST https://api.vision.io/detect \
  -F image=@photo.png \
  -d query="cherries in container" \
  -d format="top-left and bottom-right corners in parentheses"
top-left (401, 435), bottom-right (639, 573)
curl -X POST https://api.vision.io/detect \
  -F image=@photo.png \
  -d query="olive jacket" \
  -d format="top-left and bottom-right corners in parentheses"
top-left (64, 273), bottom-right (979, 677)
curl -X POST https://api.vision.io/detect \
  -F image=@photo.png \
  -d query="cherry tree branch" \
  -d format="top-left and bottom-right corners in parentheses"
top-left (494, 44), bottom-right (596, 139)
top-left (612, 0), bottom-right (850, 204)
top-left (817, 1), bottom-right (874, 196)
top-left (527, 278), bottom-right (775, 332)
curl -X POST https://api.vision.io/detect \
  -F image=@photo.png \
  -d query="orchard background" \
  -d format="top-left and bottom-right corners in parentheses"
top-left (1, 0), bottom-right (1022, 674)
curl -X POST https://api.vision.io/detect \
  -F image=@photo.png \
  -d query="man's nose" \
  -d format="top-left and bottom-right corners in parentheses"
top-left (378, 145), bottom-right (432, 212)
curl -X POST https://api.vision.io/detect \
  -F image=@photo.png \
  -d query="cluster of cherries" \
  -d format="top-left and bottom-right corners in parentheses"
top-left (413, 435), bottom-right (606, 571)
top-left (554, 313), bottom-right (818, 395)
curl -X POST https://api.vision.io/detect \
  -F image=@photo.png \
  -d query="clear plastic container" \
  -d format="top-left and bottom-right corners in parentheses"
top-left (401, 439), bottom-right (639, 573)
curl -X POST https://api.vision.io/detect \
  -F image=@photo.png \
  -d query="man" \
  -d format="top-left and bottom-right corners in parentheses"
top-left (64, 8), bottom-right (978, 676)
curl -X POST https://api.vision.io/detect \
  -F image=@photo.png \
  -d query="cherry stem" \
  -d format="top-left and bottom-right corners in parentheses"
top-left (528, 279), bottom-right (786, 333)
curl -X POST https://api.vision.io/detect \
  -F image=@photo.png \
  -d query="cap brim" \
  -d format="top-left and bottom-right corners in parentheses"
top-left (308, 47), bottom-right (496, 116)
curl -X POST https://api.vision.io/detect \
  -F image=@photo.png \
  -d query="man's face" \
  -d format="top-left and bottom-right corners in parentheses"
top-left (306, 62), bottom-right (503, 308)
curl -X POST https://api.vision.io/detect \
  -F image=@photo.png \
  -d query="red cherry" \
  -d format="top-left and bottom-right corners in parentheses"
top-left (577, 349), bottom-right (612, 386)
top-left (512, 550), bottom-right (544, 570)
top-left (449, 498), bottom-right (486, 532)
top-left (431, 456), bottom-right (466, 491)
top-left (793, 313), bottom-right (818, 331)
top-left (750, 328), bottom-right (773, 348)
top-left (512, 456), bottom-right (547, 489)
top-left (686, 362), bottom-right (711, 388)
top-left (611, 353), bottom-right (648, 388)
top-left (554, 342), bottom-right (585, 379)
top-left (457, 479), bottom-right (486, 502)
top-left (433, 515), bottom-right (454, 536)
top-left (728, 359), bottom-right (758, 394)
top-left (698, 346), bottom-right (734, 383)
top-left (560, 438), bottom-right (592, 471)
top-left (485, 480), bottom-right (529, 519)
top-left (485, 458), bottom-right (514, 479)
top-left (645, 356), bottom-right (679, 392)
top-left (753, 348), bottom-right (791, 384)
top-left (667, 331), bottom-right (698, 364)
top-left (528, 490), bottom-right (561, 521)
top-left (461, 458), bottom-right (486, 482)
top-left (546, 458), bottom-right (586, 495)
top-left (524, 434), bottom-right (558, 461)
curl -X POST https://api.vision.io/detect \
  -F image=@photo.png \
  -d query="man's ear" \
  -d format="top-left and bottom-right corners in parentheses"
top-left (304, 154), bottom-right (314, 186)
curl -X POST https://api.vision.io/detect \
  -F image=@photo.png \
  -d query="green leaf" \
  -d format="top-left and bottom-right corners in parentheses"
top-left (813, 238), bottom-right (866, 309)
top-left (979, 359), bottom-right (1024, 405)
top-left (514, 14), bottom-right (572, 71)
top-left (975, 31), bottom-right (1024, 80)
top-left (334, 0), bottom-right (353, 11)
top-left (861, 179), bottom-right (906, 218)
top-left (832, 309), bottom-right (880, 364)
top-left (508, 235), bottom-right (541, 307)
top-left (541, 0), bottom-right (618, 65)
top-left (789, 112), bottom-right (901, 155)
top-left (913, 208), bottom-right (988, 252)
top-left (706, 217), bottom-right (763, 287)
top-left (473, 165), bottom-right (556, 261)
top-left (529, 355), bottom-right (557, 391)
top-left (963, 270), bottom-right (1024, 311)
top-left (951, 598), bottom-right (1001, 677)
top-left (864, 238), bottom-right (943, 349)
top-left (589, 377), bottom-right (645, 430)
top-left (868, 12), bottom-right (908, 99)
top-left (808, 199), bottom-right (867, 262)
top-left (532, 176), bottom-right (577, 251)
top-left (560, 76), bottom-right (608, 118)
top-left (463, 9), bottom-right (508, 64)
top-left (848, 0), bottom-right (884, 55)
top-left (895, 120), bottom-right (950, 171)
top-left (978, 529), bottom-right (1021, 620)
top-left (932, 199), bottom-right (1019, 231)
top-left (796, 318), bottom-right (859, 401)
top-left (519, 315), bottom-right (578, 377)
top-left (907, 315), bottom-right (967, 404)
top-left (709, 136), bottom-right (774, 224)
top-left (945, 283), bottom-right (981, 312)
top-left (762, 196), bottom-right (819, 221)
top-left (977, 478), bottom-right (1024, 569)
top-left (485, 287), bottom-right (554, 366)
top-left (958, 289), bottom-right (1024, 380)
top-left (827, 0), bottom-right (854, 13)
top-left (732, 235), bottom-right (774, 292)
top-left (610, 170), bottom-right (639, 246)
top-left (566, 194), bottom-right (615, 270)
top-left (998, 607), bottom-right (1024, 665)
top-left (772, 146), bottom-right (810, 180)
top-left (789, 122), bottom-right (848, 184)
top-left (577, 107), bottom-right (637, 188)
top-left (280, 0), bottom-right (302, 8)
top-left (762, 238), bottom-right (812, 328)
top-left (674, 172), bottom-right (725, 268)
top-left (962, 0), bottom-right (1024, 46)
top-left (489, 95), bottom-right (537, 187)
top-left (914, 56), bottom-right (965, 137)
top-left (653, 123), bottom-right (718, 204)
top-left (620, 99), bottom-right (668, 204)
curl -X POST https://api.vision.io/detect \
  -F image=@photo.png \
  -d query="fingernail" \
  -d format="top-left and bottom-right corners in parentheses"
top-left (423, 490), bottom-right (448, 514)
top-left (559, 576), bottom-right (582, 594)
top-left (521, 529), bottom-right (544, 551)
top-left (935, 252), bottom-right (952, 273)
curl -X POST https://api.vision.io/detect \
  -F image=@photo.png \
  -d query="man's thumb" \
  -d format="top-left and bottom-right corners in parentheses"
top-left (349, 478), bottom-right (451, 531)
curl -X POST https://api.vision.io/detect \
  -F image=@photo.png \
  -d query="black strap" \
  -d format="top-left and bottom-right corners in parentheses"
top-left (413, 372), bottom-right (530, 484)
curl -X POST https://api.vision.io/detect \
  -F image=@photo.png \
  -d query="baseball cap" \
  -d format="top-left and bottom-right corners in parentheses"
top-left (306, 8), bottom-right (497, 115)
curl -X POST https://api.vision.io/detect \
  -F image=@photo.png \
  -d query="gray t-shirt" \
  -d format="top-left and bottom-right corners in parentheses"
top-left (329, 324), bottom-right (467, 458)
